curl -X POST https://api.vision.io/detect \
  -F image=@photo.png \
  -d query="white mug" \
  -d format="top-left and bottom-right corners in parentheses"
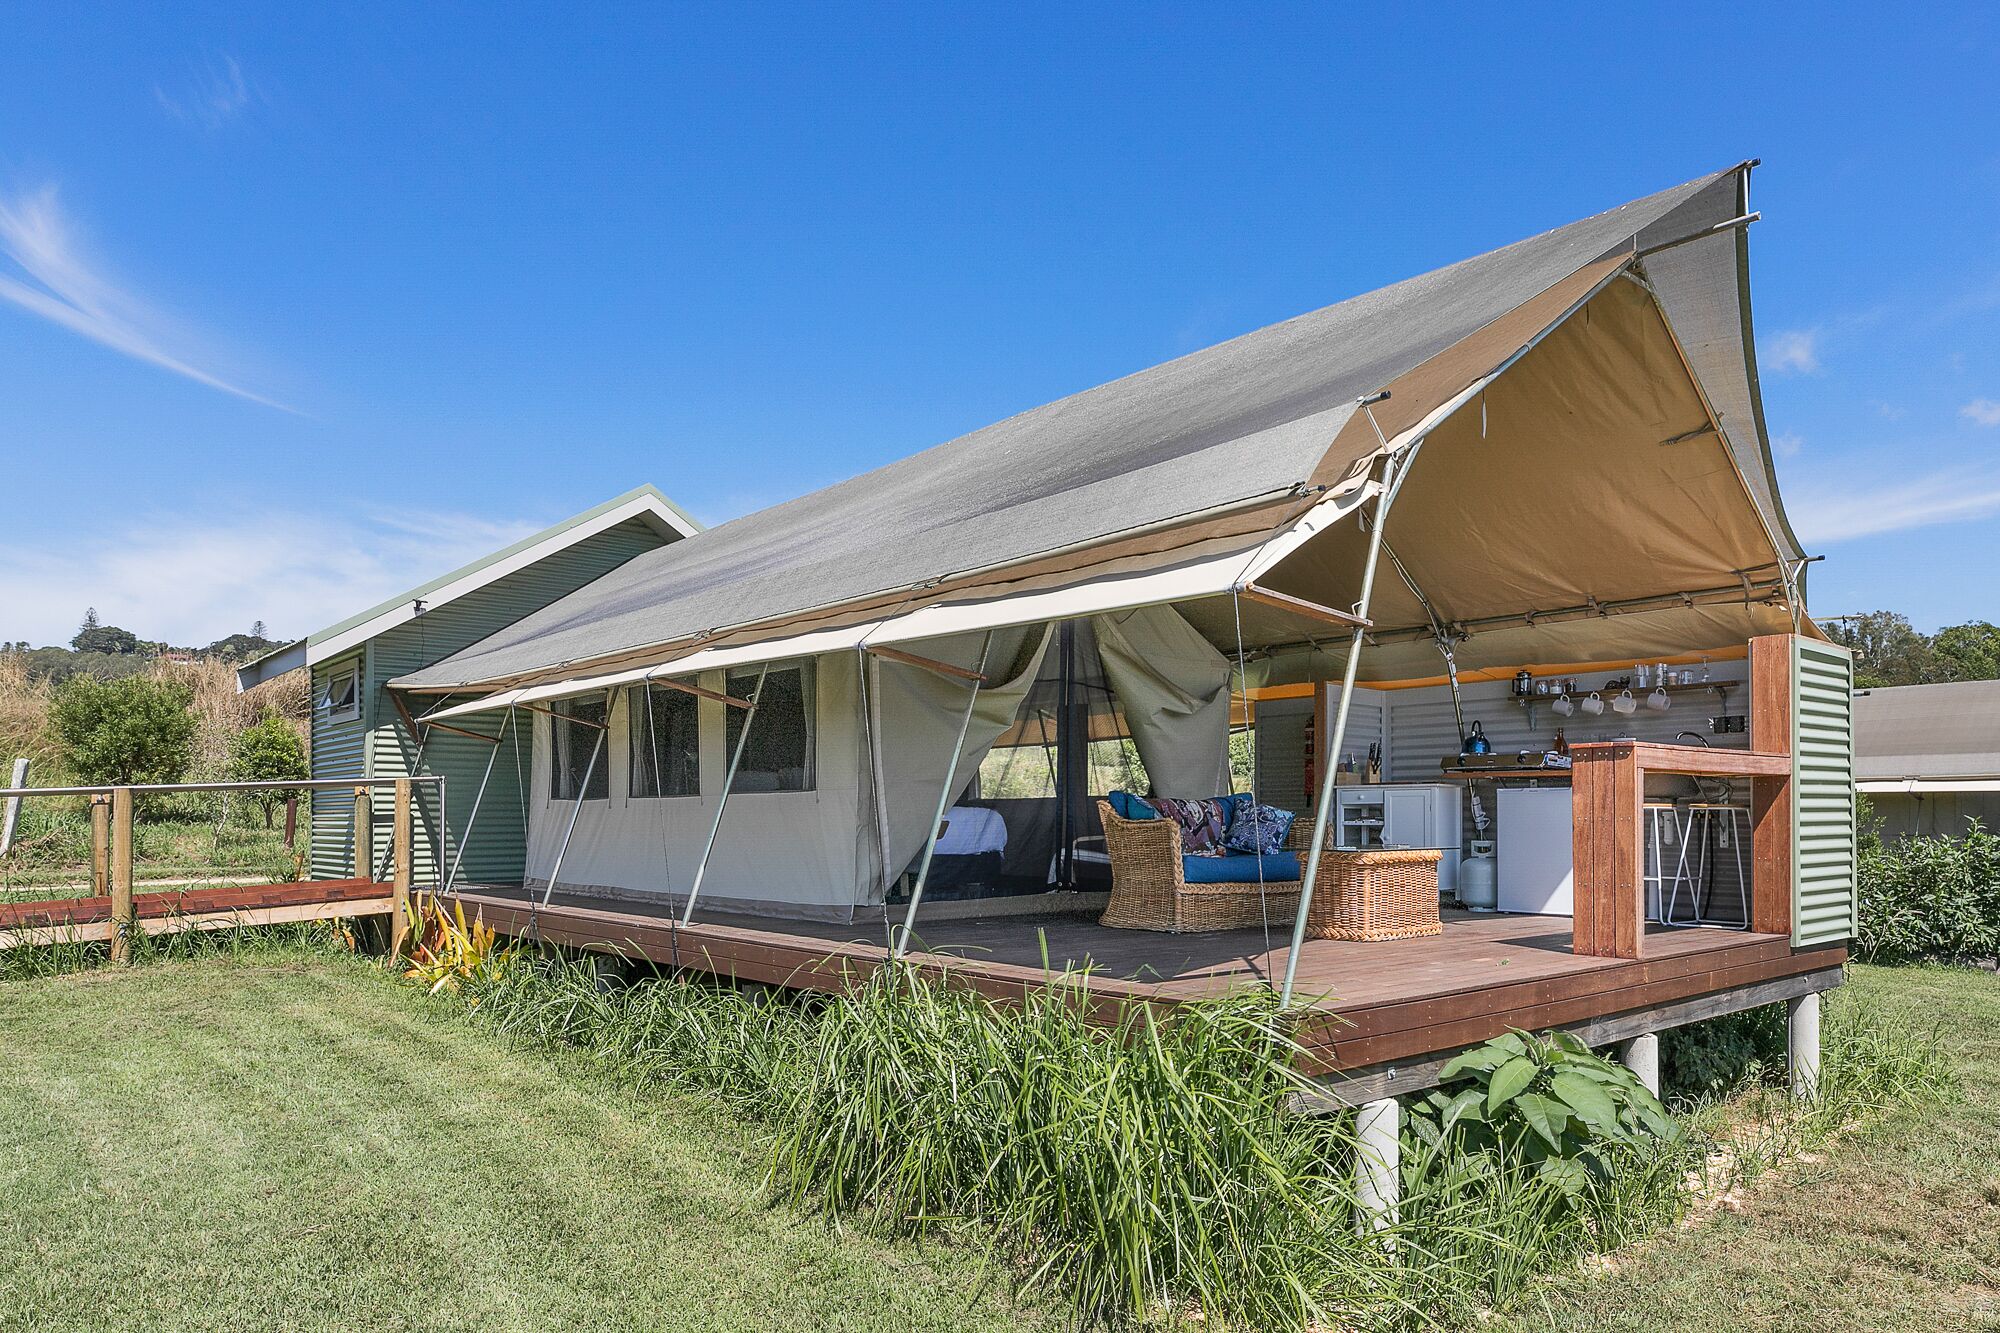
top-left (1552, 693), bottom-right (1575, 717)
top-left (1647, 687), bottom-right (1671, 711)
top-left (1611, 688), bottom-right (1638, 715)
top-left (1580, 692), bottom-right (1605, 716)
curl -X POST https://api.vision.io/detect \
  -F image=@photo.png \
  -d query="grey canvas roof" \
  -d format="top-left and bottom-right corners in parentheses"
top-left (1854, 681), bottom-right (2000, 781)
top-left (400, 163), bottom-right (1793, 692)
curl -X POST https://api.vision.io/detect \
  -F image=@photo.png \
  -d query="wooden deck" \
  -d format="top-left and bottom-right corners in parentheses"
top-left (0, 878), bottom-right (393, 949)
top-left (442, 886), bottom-right (1846, 1095)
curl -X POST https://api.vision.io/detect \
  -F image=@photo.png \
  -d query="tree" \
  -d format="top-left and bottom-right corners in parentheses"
top-left (1824, 611), bottom-right (1941, 688)
top-left (1932, 621), bottom-right (2000, 683)
top-left (49, 675), bottom-right (196, 786)
top-left (251, 619), bottom-right (267, 640)
top-left (71, 611), bottom-right (141, 655)
top-left (227, 709), bottom-right (309, 827)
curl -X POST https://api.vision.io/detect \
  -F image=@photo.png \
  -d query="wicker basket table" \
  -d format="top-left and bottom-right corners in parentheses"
top-left (1305, 848), bottom-right (1444, 942)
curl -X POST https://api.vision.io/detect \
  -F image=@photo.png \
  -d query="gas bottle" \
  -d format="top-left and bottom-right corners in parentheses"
top-left (1458, 839), bottom-right (1498, 910)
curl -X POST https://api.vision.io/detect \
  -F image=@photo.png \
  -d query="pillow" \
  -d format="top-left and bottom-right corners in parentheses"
top-left (1224, 801), bottom-right (1296, 857)
top-left (1107, 790), bottom-right (1156, 821)
top-left (1145, 796), bottom-right (1234, 855)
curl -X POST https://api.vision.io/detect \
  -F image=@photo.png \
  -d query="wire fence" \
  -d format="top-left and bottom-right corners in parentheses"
top-left (0, 778), bottom-right (444, 904)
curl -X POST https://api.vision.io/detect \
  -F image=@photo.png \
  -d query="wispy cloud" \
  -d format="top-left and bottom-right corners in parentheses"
top-left (0, 508), bottom-right (548, 648)
top-left (153, 52), bottom-right (253, 130)
top-left (1788, 467), bottom-right (2000, 545)
top-left (0, 184), bottom-right (291, 410)
top-left (1772, 430), bottom-right (1804, 458)
top-left (1961, 398), bottom-right (2000, 427)
top-left (1764, 328), bottom-right (1821, 375)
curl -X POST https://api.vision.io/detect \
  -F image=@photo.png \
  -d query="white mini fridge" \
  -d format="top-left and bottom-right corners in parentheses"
top-left (1496, 786), bottom-right (1575, 915)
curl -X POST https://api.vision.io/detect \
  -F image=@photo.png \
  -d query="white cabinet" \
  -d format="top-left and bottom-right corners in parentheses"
top-left (1333, 783), bottom-right (1463, 894)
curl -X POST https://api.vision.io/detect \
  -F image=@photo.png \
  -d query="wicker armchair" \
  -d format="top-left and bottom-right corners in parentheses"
top-left (1096, 800), bottom-right (1313, 933)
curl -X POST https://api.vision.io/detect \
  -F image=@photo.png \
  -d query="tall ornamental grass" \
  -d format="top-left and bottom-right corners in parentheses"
top-left (454, 953), bottom-right (1953, 1331)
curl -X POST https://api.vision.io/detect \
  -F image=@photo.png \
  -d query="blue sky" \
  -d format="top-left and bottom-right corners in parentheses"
top-left (1, 5), bottom-right (1996, 647)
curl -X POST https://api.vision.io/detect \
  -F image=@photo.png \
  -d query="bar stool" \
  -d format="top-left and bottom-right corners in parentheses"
top-left (1660, 803), bottom-right (1750, 929)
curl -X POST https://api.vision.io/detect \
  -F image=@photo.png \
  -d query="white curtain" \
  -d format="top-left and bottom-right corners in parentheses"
top-left (1092, 603), bottom-right (1234, 799)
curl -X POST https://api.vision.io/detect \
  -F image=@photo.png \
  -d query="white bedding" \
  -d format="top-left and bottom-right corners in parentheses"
top-left (934, 805), bottom-right (1007, 856)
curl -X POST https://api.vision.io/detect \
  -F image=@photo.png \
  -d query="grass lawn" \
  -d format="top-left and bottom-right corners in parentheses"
top-left (0, 951), bottom-right (1052, 1332)
top-left (1497, 963), bottom-right (2000, 1333)
top-left (1, 952), bottom-right (1994, 1332)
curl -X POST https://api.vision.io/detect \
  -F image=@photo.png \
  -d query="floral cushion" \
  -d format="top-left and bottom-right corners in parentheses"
top-left (1224, 801), bottom-right (1296, 857)
top-left (1144, 794), bottom-right (1241, 856)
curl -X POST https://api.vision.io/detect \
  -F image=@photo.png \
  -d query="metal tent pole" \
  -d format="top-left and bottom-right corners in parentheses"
top-left (539, 722), bottom-right (604, 908)
top-left (680, 662), bottom-right (768, 927)
top-left (377, 729), bottom-right (428, 883)
top-left (1282, 401), bottom-right (1423, 1006)
top-left (443, 707), bottom-right (511, 893)
top-left (856, 648), bottom-right (896, 936)
top-left (892, 633), bottom-right (994, 960)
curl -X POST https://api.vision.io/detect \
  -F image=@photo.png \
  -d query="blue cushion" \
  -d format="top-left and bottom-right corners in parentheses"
top-left (1107, 790), bottom-right (1156, 821)
top-left (1181, 851), bottom-right (1301, 884)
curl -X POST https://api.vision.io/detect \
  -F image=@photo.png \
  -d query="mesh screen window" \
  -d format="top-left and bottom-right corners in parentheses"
top-left (726, 664), bottom-right (815, 792)
top-left (549, 695), bottom-right (610, 801)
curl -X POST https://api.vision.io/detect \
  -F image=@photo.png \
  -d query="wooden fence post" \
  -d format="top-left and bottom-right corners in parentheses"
top-left (391, 778), bottom-right (414, 962)
top-left (0, 756), bottom-right (27, 856)
top-left (109, 787), bottom-right (134, 965)
top-left (90, 795), bottom-right (111, 897)
top-left (352, 786), bottom-right (372, 880)
top-left (283, 796), bottom-right (298, 849)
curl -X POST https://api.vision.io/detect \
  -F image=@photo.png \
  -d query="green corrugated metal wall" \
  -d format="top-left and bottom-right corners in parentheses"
top-left (1792, 637), bottom-right (1856, 946)
top-left (311, 516), bottom-right (671, 884)
top-left (309, 651), bottom-right (368, 879)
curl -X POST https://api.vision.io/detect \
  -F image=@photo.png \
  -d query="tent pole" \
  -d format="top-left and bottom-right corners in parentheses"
top-left (378, 730), bottom-right (428, 883)
top-left (443, 707), bottom-right (511, 893)
top-left (680, 662), bottom-right (768, 927)
top-left (857, 648), bottom-right (896, 929)
top-left (1282, 417), bottom-right (1420, 1007)
top-left (893, 633), bottom-right (994, 960)
top-left (540, 721), bottom-right (604, 907)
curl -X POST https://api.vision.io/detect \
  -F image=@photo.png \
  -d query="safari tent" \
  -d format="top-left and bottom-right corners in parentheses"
top-left (350, 164), bottom-right (1852, 1140)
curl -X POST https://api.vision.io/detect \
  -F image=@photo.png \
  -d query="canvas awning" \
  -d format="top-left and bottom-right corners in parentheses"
top-left (416, 484), bottom-right (1380, 724)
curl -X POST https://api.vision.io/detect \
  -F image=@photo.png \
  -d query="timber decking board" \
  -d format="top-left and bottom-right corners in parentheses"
top-left (444, 888), bottom-right (1843, 1071)
top-left (0, 877), bottom-right (389, 930)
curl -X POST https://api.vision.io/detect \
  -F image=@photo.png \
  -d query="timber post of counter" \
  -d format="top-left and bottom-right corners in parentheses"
top-left (1748, 634), bottom-right (1796, 937)
top-left (1569, 745), bottom-right (1642, 958)
top-left (1569, 730), bottom-right (1795, 959)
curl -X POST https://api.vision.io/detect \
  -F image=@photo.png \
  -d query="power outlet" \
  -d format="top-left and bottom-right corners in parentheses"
top-left (1709, 714), bottom-right (1746, 734)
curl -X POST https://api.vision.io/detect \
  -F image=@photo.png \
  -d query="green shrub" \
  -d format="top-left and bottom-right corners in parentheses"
top-left (47, 674), bottom-right (195, 787)
top-left (1660, 1002), bottom-right (1787, 1102)
top-left (225, 709), bottom-right (308, 826)
top-left (1856, 822), bottom-right (2000, 964)
top-left (1404, 1030), bottom-right (1678, 1194)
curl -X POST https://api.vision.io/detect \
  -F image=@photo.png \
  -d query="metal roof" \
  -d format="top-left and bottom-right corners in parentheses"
top-left (234, 485), bottom-right (699, 690)
top-left (1853, 680), bottom-right (2000, 782)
